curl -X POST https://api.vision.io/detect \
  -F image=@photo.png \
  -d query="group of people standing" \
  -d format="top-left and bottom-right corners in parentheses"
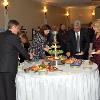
top-left (0, 19), bottom-right (100, 100)
top-left (16, 19), bottom-right (100, 71)
top-left (58, 20), bottom-right (100, 69)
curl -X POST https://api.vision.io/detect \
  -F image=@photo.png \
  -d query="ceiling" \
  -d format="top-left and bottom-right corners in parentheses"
top-left (34, 0), bottom-right (100, 8)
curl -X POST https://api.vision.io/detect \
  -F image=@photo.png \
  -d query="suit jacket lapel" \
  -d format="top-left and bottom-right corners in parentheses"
top-left (80, 30), bottom-right (82, 46)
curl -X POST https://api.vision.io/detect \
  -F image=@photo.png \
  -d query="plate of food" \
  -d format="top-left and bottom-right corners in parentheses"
top-left (70, 59), bottom-right (82, 67)
top-left (46, 65), bottom-right (58, 72)
top-left (24, 63), bottom-right (59, 73)
top-left (45, 56), bottom-right (55, 61)
top-left (63, 58), bottom-right (76, 64)
top-left (24, 64), bottom-right (46, 73)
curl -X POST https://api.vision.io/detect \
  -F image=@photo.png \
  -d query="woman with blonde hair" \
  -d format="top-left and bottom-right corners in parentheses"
top-left (91, 19), bottom-right (100, 71)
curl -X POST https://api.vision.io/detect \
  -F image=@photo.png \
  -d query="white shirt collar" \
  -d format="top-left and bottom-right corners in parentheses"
top-left (75, 31), bottom-right (80, 38)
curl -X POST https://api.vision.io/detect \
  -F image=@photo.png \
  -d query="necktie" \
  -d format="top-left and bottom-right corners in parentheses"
top-left (76, 33), bottom-right (80, 52)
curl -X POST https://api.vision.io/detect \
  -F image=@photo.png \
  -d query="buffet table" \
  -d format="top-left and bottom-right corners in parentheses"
top-left (16, 60), bottom-right (99, 100)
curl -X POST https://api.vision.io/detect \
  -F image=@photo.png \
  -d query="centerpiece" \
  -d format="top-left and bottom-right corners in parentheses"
top-left (48, 31), bottom-right (63, 67)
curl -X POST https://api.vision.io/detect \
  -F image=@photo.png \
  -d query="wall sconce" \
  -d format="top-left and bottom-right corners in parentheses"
top-left (65, 10), bottom-right (70, 30)
top-left (92, 10), bottom-right (95, 16)
top-left (3, 0), bottom-right (9, 10)
top-left (43, 6), bottom-right (48, 24)
top-left (65, 11), bottom-right (69, 16)
top-left (3, 0), bottom-right (9, 30)
top-left (43, 6), bottom-right (48, 14)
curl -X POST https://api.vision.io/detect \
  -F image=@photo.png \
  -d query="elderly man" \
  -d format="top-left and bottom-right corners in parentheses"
top-left (0, 20), bottom-right (32, 100)
top-left (66, 20), bottom-right (90, 59)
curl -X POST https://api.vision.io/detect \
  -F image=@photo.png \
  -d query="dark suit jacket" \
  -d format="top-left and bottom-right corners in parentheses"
top-left (0, 30), bottom-right (30, 73)
top-left (87, 28), bottom-right (95, 43)
top-left (57, 30), bottom-right (68, 55)
top-left (66, 28), bottom-right (90, 59)
top-left (19, 42), bottom-right (30, 63)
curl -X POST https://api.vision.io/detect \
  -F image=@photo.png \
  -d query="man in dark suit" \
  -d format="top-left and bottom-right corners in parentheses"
top-left (87, 22), bottom-right (95, 43)
top-left (57, 24), bottom-right (68, 55)
top-left (0, 20), bottom-right (32, 100)
top-left (66, 20), bottom-right (90, 59)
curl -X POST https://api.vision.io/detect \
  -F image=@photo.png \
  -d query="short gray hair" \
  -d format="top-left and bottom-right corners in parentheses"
top-left (74, 20), bottom-right (81, 27)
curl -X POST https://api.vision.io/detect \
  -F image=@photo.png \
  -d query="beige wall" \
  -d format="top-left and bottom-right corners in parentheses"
top-left (0, 4), bottom-right (5, 29)
top-left (0, 0), bottom-right (66, 39)
top-left (95, 6), bottom-right (100, 19)
top-left (0, 0), bottom-right (97, 39)
top-left (68, 7), bottom-right (95, 25)
top-left (47, 6), bottom-right (66, 26)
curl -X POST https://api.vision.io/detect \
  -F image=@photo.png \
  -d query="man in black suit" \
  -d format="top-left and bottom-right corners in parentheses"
top-left (57, 24), bottom-right (68, 55)
top-left (66, 20), bottom-right (90, 59)
top-left (0, 20), bottom-right (32, 100)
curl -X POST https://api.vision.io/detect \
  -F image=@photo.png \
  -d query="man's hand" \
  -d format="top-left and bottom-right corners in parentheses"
top-left (43, 47), bottom-right (49, 52)
top-left (95, 50), bottom-right (100, 54)
top-left (66, 52), bottom-right (71, 57)
top-left (75, 51), bottom-right (84, 55)
top-left (29, 52), bottom-right (35, 59)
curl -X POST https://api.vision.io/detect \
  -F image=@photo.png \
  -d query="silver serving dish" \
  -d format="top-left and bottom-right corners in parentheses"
top-left (49, 59), bottom-right (64, 66)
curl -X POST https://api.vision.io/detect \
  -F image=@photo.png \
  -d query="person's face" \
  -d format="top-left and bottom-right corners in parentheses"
top-left (20, 37), bottom-right (27, 43)
top-left (74, 26), bottom-right (81, 32)
top-left (44, 30), bottom-right (50, 36)
top-left (61, 25), bottom-right (66, 30)
top-left (93, 23), bottom-right (100, 34)
top-left (11, 25), bottom-right (20, 35)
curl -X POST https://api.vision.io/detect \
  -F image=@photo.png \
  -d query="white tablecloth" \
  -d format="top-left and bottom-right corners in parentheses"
top-left (16, 61), bottom-right (99, 100)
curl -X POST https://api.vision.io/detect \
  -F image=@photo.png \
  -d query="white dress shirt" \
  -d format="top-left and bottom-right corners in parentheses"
top-left (75, 31), bottom-right (80, 52)
top-left (75, 31), bottom-right (80, 40)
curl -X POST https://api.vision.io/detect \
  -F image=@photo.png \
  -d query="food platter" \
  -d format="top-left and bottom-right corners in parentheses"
top-left (48, 50), bottom-right (63, 55)
top-left (61, 58), bottom-right (82, 67)
top-left (24, 64), bottom-right (59, 73)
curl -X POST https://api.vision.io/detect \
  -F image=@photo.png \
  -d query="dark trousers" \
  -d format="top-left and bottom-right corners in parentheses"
top-left (0, 72), bottom-right (16, 100)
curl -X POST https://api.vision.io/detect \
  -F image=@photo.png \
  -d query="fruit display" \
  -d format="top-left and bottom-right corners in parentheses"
top-left (47, 31), bottom-right (64, 67)
top-left (48, 50), bottom-right (63, 55)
